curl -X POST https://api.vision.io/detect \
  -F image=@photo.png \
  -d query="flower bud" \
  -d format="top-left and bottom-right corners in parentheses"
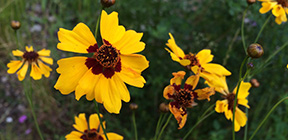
top-left (129, 103), bottom-right (138, 110)
top-left (247, 0), bottom-right (256, 5)
top-left (250, 78), bottom-right (260, 88)
top-left (159, 103), bottom-right (169, 113)
top-left (11, 20), bottom-right (21, 30)
top-left (247, 43), bottom-right (264, 58)
top-left (101, 0), bottom-right (115, 8)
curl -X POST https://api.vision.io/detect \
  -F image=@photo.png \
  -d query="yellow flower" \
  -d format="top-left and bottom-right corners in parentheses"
top-left (7, 46), bottom-right (53, 81)
top-left (66, 113), bottom-right (123, 140)
top-left (54, 10), bottom-right (149, 114)
top-left (165, 33), bottom-right (231, 88)
top-left (163, 71), bottom-right (215, 129)
top-left (207, 77), bottom-right (251, 132)
top-left (258, 0), bottom-right (288, 24)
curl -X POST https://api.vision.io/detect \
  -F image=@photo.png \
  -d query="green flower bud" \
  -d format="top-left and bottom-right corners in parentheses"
top-left (247, 43), bottom-right (264, 58)
top-left (129, 103), bottom-right (138, 110)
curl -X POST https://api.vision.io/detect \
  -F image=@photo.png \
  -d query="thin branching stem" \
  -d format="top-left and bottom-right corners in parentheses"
top-left (241, 6), bottom-right (250, 54)
top-left (132, 111), bottom-right (138, 140)
top-left (254, 15), bottom-right (272, 43)
top-left (93, 100), bottom-right (109, 140)
top-left (156, 114), bottom-right (172, 140)
top-left (154, 113), bottom-right (164, 140)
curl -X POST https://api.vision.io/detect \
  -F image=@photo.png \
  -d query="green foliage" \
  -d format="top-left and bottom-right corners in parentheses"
top-left (0, 0), bottom-right (287, 140)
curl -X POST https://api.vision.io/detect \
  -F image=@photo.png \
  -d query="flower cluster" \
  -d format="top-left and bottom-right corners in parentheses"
top-left (258, 0), bottom-right (288, 24)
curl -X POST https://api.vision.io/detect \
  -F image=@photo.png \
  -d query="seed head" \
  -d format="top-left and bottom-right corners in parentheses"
top-left (11, 20), bottom-right (21, 30)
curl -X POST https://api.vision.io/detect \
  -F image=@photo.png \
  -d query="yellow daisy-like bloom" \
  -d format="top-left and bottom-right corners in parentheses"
top-left (54, 10), bottom-right (149, 114)
top-left (163, 71), bottom-right (215, 129)
top-left (7, 46), bottom-right (53, 81)
top-left (66, 113), bottom-right (123, 140)
top-left (258, 0), bottom-right (288, 24)
top-left (165, 33), bottom-right (231, 87)
top-left (207, 77), bottom-right (251, 132)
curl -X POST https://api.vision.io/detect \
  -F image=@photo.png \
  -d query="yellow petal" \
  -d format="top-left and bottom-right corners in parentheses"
top-left (165, 33), bottom-right (185, 58)
top-left (57, 23), bottom-right (96, 53)
top-left (100, 10), bottom-right (126, 44)
top-left (272, 5), bottom-right (285, 17)
top-left (117, 67), bottom-right (146, 88)
top-left (204, 76), bottom-right (229, 95)
top-left (120, 54), bottom-right (149, 73)
top-left (54, 57), bottom-right (88, 95)
top-left (234, 108), bottom-right (247, 132)
top-left (65, 131), bottom-right (83, 140)
top-left (196, 49), bottom-right (213, 64)
top-left (16, 61), bottom-right (29, 81)
top-left (201, 63), bottom-right (231, 76)
top-left (163, 85), bottom-right (175, 100)
top-left (170, 71), bottom-right (185, 85)
top-left (112, 74), bottom-right (130, 102)
top-left (38, 60), bottom-right (52, 77)
top-left (233, 81), bottom-right (251, 99)
top-left (75, 69), bottom-right (101, 101)
top-left (104, 133), bottom-right (123, 140)
top-left (94, 75), bottom-right (106, 104)
top-left (238, 98), bottom-right (250, 109)
top-left (215, 100), bottom-right (227, 113)
top-left (169, 104), bottom-right (187, 129)
top-left (30, 63), bottom-right (43, 80)
top-left (39, 56), bottom-right (53, 65)
top-left (37, 49), bottom-right (51, 56)
top-left (89, 114), bottom-right (100, 130)
top-left (275, 16), bottom-right (283, 24)
top-left (7, 60), bottom-right (23, 74)
top-left (73, 113), bottom-right (88, 132)
top-left (179, 59), bottom-right (191, 66)
top-left (184, 75), bottom-right (199, 90)
top-left (165, 48), bottom-right (181, 62)
top-left (259, 2), bottom-right (277, 14)
top-left (224, 104), bottom-right (232, 120)
top-left (194, 87), bottom-right (215, 101)
top-left (12, 50), bottom-right (23, 56)
top-left (25, 46), bottom-right (34, 52)
top-left (113, 30), bottom-right (145, 54)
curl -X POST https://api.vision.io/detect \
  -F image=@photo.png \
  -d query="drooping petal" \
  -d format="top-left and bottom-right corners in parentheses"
top-left (215, 100), bottom-right (228, 113)
top-left (163, 85), bottom-right (175, 100)
top-left (165, 33), bottom-right (185, 58)
top-left (194, 87), bottom-right (215, 101)
top-left (16, 61), bottom-right (29, 81)
top-left (39, 56), bottom-right (53, 65)
top-left (259, 2), bottom-right (277, 14)
top-left (30, 62), bottom-right (43, 80)
top-left (165, 48), bottom-right (181, 62)
top-left (100, 10), bottom-right (125, 44)
top-left (73, 113), bottom-right (88, 133)
top-left (224, 104), bottom-right (232, 120)
top-left (38, 60), bottom-right (52, 77)
top-left (196, 49), bottom-right (214, 65)
top-left (37, 49), bottom-right (51, 56)
top-left (12, 50), bottom-right (24, 56)
top-left (272, 5), bottom-right (285, 17)
top-left (75, 69), bottom-right (101, 100)
top-left (232, 81), bottom-right (251, 99)
top-left (65, 131), bottom-right (83, 140)
top-left (7, 60), bottom-right (23, 74)
top-left (57, 23), bottom-right (96, 53)
top-left (204, 76), bottom-right (229, 95)
top-left (170, 71), bottom-right (185, 86)
top-left (120, 54), bottom-right (149, 73)
top-left (184, 74), bottom-right (199, 90)
top-left (201, 63), bottom-right (231, 76)
top-left (238, 98), bottom-right (250, 108)
top-left (169, 103), bottom-right (187, 129)
top-left (54, 57), bottom-right (88, 95)
top-left (113, 30), bottom-right (145, 54)
top-left (103, 133), bottom-right (123, 140)
top-left (234, 107), bottom-right (247, 132)
top-left (88, 114), bottom-right (100, 130)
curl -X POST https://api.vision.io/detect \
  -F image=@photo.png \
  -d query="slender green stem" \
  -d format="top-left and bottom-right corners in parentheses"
top-left (94, 12), bottom-right (101, 39)
top-left (244, 107), bottom-right (249, 140)
top-left (254, 15), bottom-right (272, 43)
top-left (232, 56), bottom-right (249, 140)
top-left (264, 40), bottom-right (288, 65)
top-left (15, 30), bottom-right (20, 49)
top-left (241, 6), bottom-right (249, 54)
top-left (183, 111), bottom-right (215, 140)
top-left (154, 113), bottom-right (164, 140)
top-left (132, 111), bottom-right (138, 140)
top-left (93, 100), bottom-right (108, 140)
top-left (199, 103), bottom-right (215, 119)
top-left (24, 78), bottom-right (44, 140)
top-left (156, 114), bottom-right (172, 140)
top-left (223, 28), bottom-right (240, 66)
top-left (249, 97), bottom-right (288, 140)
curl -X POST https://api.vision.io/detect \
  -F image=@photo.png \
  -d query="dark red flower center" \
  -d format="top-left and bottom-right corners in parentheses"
top-left (226, 93), bottom-right (238, 111)
top-left (80, 129), bottom-right (103, 140)
top-left (277, 0), bottom-right (288, 7)
top-left (174, 89), bottom-right (195, 107)
top-left (23, 51), bottom-right (39, 63)
top-left (85, 40), bottom-right (121, 79)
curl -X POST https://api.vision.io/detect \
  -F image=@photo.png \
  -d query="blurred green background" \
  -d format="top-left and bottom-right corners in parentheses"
top-left (0, 0), bottom-right (288, 140)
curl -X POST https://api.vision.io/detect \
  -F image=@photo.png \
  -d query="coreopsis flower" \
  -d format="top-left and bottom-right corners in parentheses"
top-left (258, 0), bottom-right (288, 24)
top-left (165, 33), bottom-right (231, 88)
top-left (54, 10), bottom-right (149, 114)
top-left (66, 113), bottom-right (123, 140)
top-left (163, 71), bottom-right (215, 129)
top-left (207, 77), bottom-right (251, 132)
top-left (7, 46), bottom-right (53, 81)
